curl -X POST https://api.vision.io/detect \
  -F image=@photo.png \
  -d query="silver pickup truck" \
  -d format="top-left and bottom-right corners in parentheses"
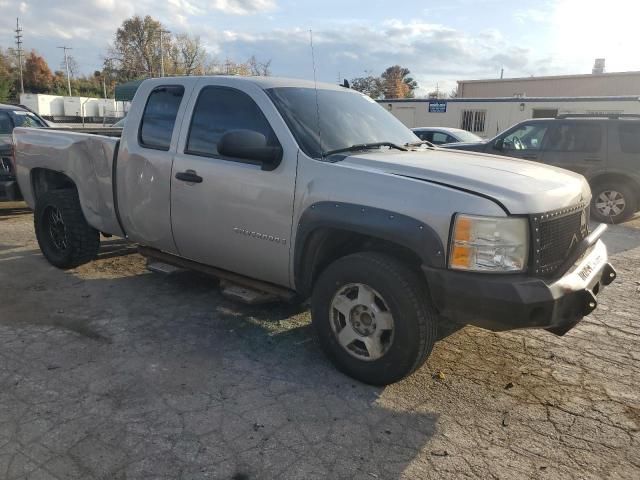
top-left (14, 76), bottom-right (616, 385)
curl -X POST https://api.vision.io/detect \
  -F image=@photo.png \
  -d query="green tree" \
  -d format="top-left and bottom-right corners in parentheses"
top-left (0, 48), bottom-right (15, 102)
top-left (350, 75), bottom-right (384, 99)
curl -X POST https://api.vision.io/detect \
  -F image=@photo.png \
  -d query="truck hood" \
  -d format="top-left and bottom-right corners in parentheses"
top-left (338, 148), bottom-right (590, 214)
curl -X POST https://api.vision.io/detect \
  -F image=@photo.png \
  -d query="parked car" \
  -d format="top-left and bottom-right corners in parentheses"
top-left (412, 127), bottom-right (482, 145)
top-left (443, 115), bottom-right (640, 224)
top-left (13, 76), bottom-right (616, 385)
top-left (0, 103), bottom-right (48, 200)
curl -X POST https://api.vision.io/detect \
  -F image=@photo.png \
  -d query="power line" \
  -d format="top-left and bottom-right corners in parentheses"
top-left (57, 46), bottom-right (73, 96)
top-left (15, 18), bottom-right (24, 95)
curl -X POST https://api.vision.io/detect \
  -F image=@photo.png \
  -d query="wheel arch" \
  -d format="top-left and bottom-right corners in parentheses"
top-left (293, 202), bottom-right (446, 298)
top-left (30, 168), bottom-right (77, 202)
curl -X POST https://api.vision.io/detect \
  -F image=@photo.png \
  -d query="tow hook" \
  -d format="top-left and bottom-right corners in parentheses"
top-left (580, 289), bottom-right (598, 317)
top-left (601, 263), bottom-right (617, 286)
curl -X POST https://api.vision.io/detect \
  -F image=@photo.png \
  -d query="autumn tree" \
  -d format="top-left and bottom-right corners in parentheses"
top-left (381, 65), bottom-right (417, 99)
top-left (23, 51), bottom-right (53, 93)
top-left (350, 75), bottom-right (384, 99)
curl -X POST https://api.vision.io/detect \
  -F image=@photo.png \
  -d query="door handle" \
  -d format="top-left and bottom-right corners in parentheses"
top-left (175, 170), bottom-right (203, 183)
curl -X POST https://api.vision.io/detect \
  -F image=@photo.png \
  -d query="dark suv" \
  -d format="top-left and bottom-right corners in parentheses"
top-left (0, 103), bottom-right (48, 200)
top-left (443, 114), bottom-right (640, 224)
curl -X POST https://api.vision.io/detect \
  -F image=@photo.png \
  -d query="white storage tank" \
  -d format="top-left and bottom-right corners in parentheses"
top-left (19, 94), bottom-right (65, 117)
top-left (63, 97), bottom-right (82, 117)
top-left (63, 97), bottom-right (101, 117)
top-left (97, 99), bottom-right (117, 117)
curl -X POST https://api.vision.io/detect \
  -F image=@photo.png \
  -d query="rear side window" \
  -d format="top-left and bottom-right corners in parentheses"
top-left (546, 123), bottom-right (602, 152)
top-left (618, 123), bottom-right (640, 153)
top-left (139, 86), bottom-right (184, 150)
top-left (186, 86), bottom-right (278, 158)
top-left (431, 132), bottom-right (457, 145)
top-left (0, 112), bottom-right (13, 134)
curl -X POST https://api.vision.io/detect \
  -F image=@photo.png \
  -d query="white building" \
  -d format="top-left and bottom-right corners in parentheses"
top-left (382, 96), bottom-right (640, 138)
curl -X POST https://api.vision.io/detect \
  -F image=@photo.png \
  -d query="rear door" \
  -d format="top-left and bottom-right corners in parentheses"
top-left (115, 81), bottom-right (192, 254)
top-left (170, 80), bottom-right (298, 287)
top-left (608, 120), bottom-right (640, 178)
top-left (540, 121), bottom-right (607, 178)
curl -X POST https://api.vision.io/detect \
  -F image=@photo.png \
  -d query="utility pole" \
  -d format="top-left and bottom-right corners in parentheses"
top-left (15, 18), bottom-right (24, 95)
top-left (159, 29), bottom-right (170, 77)
top-left (58, 46), bottom-right (72, 96)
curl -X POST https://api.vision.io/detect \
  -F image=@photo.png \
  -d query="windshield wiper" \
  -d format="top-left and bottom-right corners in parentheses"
top-left (322, 142), bottom-right (408, 157)
top-left (405, 140), bottom-right (435, 148)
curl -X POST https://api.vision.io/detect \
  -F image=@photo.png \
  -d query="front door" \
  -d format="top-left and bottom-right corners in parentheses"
top-left (494, 121), bottom-right (551, 161)
top-left (170, 83), bottom-right (297, 287)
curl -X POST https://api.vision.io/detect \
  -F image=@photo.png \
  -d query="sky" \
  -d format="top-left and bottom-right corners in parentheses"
top-left (0, 0), bottom-right (638, 96)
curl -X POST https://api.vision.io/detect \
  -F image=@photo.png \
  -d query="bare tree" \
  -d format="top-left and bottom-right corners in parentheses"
top-left (172, 34), bottom-right (206, 75)
top-left (247, 55), bottom-right (272, 76)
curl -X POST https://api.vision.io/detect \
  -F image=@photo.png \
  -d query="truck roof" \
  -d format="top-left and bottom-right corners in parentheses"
top-left (139, 75), bottom-right (347, 92)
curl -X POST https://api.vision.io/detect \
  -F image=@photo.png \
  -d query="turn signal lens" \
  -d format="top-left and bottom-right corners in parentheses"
top-left (449, 214), bottom-right (529, 272)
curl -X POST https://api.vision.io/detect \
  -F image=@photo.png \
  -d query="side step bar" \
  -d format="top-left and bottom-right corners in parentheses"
top-left (138, 246), bottom-right (297, 302)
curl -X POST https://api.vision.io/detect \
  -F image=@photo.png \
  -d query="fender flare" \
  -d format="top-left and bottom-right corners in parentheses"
top-left (294, 202), bottom-right (446, 293)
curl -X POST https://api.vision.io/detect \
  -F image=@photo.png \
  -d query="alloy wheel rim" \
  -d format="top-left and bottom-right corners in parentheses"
top-left (595, 190), bottom-right (626, 217)
top-left (46, 206), bottom-right (69, 251)
top-left (329, 283), bottom-right (395, 361)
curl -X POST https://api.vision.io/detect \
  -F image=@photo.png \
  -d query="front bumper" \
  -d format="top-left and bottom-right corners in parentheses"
top-left (423, 225), bottom-right (616, 335)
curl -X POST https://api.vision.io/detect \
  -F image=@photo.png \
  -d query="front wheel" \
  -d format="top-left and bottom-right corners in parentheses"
top-left (34, 190), bottom-right (100, 269)
top-left (591, 183), bottom-right (637, 224)
top-left (311, 252), bottom-right (437, 385)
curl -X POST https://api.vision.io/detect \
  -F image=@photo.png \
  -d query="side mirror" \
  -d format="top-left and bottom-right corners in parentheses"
top-left (218, 129), bottom-right (283, 171)
top-left (494, 138), bottom-right (504, 151)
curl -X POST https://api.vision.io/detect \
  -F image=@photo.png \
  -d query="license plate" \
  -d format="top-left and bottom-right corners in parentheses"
top-left (578, 253), bottom-right (602, 282)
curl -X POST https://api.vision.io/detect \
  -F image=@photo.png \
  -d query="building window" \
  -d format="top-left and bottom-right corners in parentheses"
top-left (461, 110), bottom-right (486, 133)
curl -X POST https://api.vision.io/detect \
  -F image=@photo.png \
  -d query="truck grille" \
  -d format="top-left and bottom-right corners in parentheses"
top-left (531, 203), bottom-right (589, 277)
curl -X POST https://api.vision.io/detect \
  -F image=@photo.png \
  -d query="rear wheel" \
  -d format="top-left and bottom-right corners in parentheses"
top-left (591, 182), bottom-right (637, 224)
top-left (311, 252), bottom-right (437, 385)
top-left (34, 190), bottom-right (100, 269)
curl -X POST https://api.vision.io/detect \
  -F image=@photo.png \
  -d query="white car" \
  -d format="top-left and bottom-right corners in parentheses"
top-left (412, 127), bottom-right (482, 145)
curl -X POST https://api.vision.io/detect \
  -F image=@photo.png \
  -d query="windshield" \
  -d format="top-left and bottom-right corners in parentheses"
top-left (10, 111), bottom-right (47, 128)
top-left (266, 87), bottom-right (418, 158)
top-left (455, 130), bottom-right (483, 143)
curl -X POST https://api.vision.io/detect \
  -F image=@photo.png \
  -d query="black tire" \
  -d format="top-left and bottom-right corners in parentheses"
top-left (590, 182), bottom-right (637, 224)
top-left (311, 252), bottom-right (437, 385)
top-left (34, 189), bottom-right (100, 269)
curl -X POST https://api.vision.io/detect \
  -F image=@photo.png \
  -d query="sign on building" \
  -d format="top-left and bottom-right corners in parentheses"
top-left (428, 101), bottom-right (447, 113)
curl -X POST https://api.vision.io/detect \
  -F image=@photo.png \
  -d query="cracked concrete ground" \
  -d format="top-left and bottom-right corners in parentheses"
top-left (0, 201), bottom-right (639, 480)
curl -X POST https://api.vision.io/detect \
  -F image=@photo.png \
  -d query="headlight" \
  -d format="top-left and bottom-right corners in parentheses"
top-left (449, 214), bottom-right (529, 272)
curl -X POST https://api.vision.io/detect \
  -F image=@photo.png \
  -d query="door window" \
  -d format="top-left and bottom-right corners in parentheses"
top-left (139, 86), bottom-right (185, 151)
top-left (431, 132), bottom-right (452, 145)
top-left (186, 86), bottom-right (278, 159)
top-left (546, 123), bottom-right (602, 152)
top-left (415, 131), bottom-right (433, 142)
top-left (618, 123), bottom-right (640, 153)
top-left (502, 123), bottom-right (548, 151)
top-left (0, 112), bottom-right (13, 134)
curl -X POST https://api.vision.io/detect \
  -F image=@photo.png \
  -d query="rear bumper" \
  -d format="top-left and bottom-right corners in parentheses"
top-left (423, 227), bottom-right (616, 335)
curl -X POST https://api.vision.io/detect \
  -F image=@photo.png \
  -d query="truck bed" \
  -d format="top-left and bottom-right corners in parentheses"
top-left (13, 127), bottom-right (124, 237)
